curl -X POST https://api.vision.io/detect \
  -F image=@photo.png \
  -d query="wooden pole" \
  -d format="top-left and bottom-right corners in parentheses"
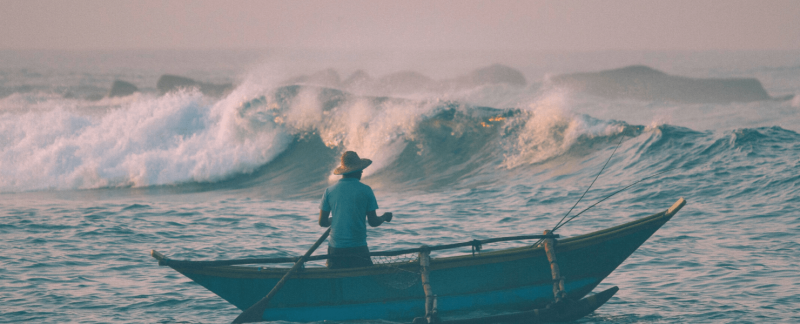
top-left (543, 230), bottom-right (566, 303)
top-left (232, 227), bottom-right (331, 323)
top-left (419, 247), bottom-right (438, 323)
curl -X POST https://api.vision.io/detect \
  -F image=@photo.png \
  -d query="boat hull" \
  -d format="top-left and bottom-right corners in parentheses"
top-left (157, 199), bottom-right (685, 322)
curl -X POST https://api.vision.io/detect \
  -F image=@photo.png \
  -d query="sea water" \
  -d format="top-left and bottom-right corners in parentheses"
top-left (1, 50), bottom-right (799, 323)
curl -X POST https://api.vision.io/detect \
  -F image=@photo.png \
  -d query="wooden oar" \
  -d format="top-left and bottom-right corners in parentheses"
top-left (232, 227), bottom-right (331, 323)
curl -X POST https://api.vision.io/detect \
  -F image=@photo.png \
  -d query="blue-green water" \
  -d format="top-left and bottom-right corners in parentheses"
top-left (1, 50), bottom-right (799, 323)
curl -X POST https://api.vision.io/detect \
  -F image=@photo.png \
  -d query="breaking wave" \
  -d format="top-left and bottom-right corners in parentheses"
top-left (0, 82), bottom-right (637, 193)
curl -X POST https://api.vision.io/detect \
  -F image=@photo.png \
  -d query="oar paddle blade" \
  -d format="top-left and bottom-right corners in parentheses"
top-left (232, 309), bottom-right (263, 323)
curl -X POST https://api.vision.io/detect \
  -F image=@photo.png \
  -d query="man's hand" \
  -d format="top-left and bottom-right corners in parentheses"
top-left (367, 210), bottom-right (393, 227)
top-left (319, 210), bottom-right (331, 227)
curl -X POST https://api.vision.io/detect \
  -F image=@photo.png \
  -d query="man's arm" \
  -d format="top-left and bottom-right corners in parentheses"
top-left (319, 210), bottom-right (331, 227)
top-left (367, 210), bottom-right (393, 227)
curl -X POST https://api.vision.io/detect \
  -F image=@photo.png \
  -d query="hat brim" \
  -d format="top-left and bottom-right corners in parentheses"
top-left (333, 159), bottom-right (372, 175)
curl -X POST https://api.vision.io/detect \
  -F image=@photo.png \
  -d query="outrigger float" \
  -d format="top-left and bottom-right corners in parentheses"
top-left (151, 198), bottom-right (686, 323)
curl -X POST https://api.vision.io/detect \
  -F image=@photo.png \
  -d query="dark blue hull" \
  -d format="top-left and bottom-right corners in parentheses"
top-left (153, 198), bottom-right (686, 322)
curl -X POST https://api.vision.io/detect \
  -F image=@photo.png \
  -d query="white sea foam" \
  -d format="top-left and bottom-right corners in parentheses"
top-left (221, 70), bottom-right (443, 184)
top-left (310, 96), bottom-right (437, 183)
top-left (501, 91), bottom-right (623, 169)
top-left (0, 89), bottom-right (291, 192)
top-left (0, 81), bottom-right (625, 192)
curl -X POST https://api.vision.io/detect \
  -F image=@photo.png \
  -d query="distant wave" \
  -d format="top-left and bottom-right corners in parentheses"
top-left (0, 84), bottom-right (625, 193)
top-left (4, 80), bottom-right (798, 194)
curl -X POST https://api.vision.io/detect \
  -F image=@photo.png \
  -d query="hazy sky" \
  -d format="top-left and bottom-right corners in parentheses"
top-left (2, 0), bottom-right (799, 51)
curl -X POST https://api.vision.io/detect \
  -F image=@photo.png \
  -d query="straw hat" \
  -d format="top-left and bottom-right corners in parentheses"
top-left (334, 151), bottom-right (372, 175)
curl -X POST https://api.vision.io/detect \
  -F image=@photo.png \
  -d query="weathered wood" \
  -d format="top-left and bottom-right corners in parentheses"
top-left (432, 296), bottom-right (438, 319)
top-left (150, 249), bottom-right (165, 261)
top-left (418, 247), bottom-right (439, 323)
top-left (667, 197), bottom-right (686, 216)
top-left (542, 230), bottom-right (566, 302)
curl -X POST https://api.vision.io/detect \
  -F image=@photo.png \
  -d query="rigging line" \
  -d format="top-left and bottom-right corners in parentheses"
top-left (552, 135), bottom-right (625, 232)
top-left (530, 135), bottom-right (625, 248)
top-left (552, 164), bottom-right (681, 232)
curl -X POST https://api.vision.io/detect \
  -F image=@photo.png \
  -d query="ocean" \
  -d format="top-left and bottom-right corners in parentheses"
top-left (1, 49), bottom-right (799, 323)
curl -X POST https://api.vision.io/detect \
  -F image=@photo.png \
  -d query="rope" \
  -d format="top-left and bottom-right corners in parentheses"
top-left (551, 135), bottom-right (625, 232)
top-left (471, 240), bottom-right (482, 256)
top-left (552, 165), bottom-right (681, 232)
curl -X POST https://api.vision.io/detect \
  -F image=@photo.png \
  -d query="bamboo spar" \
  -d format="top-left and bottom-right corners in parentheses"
top-left (543, 230), bottom-right (567, 303)
top-left (415, 247), bottom-right (439, 324)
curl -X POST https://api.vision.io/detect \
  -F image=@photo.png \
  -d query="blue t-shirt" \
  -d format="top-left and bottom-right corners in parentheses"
top-left (319, 178), bottom-right (379, 248)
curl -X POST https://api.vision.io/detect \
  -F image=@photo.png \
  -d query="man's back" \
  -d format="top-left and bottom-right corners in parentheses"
top-left (320, 178), bottom-right (378, 248)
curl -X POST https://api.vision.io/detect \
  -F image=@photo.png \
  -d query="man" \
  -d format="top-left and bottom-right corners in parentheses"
top-left (319, 151), bottom-right (393, 269)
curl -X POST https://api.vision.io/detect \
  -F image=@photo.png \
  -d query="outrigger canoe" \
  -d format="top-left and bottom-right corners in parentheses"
top-left (151, 198), bottom-right (686, 323)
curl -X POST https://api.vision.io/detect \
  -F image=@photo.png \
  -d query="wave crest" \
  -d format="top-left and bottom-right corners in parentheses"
top-left (0, 84), bottom-right (660, 193)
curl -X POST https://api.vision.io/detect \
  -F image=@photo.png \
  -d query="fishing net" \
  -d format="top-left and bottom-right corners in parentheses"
top-left (371, 253), bottom-right (421, 290)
